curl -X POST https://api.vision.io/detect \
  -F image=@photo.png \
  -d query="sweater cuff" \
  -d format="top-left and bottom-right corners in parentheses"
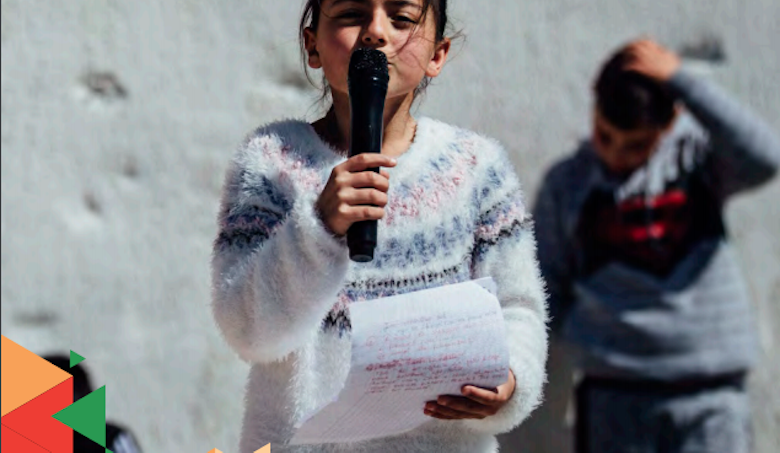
top-left (291, 190), bottom-right (349, 263)
top-left (460, 313), bottom-right (547, 435)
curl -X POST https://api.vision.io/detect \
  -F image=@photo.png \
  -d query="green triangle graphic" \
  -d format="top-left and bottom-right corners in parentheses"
top-left (53, 385), bottom-right (107, 447)
top-left (70, 350), bottom-right (86, 368)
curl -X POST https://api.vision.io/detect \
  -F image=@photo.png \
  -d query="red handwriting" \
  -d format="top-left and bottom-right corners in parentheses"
top-left (360, 307), bottom-right (505, 395)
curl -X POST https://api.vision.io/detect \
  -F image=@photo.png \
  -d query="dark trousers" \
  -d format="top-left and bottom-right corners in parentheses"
top-left (575, 373), bottom-right (751, 453)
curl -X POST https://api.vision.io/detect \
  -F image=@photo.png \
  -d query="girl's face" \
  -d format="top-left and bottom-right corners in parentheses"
top-left (305, 0), bottom-right (450, 100)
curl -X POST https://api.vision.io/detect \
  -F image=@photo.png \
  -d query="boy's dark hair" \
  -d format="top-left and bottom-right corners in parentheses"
top-left (43, 354), bottom-right (93, 401)
top-left (595, 49), bottom-right (677, 130)
top-left (298, 0), bottom-right (455, 100)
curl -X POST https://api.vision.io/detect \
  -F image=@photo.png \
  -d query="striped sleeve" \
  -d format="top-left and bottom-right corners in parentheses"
top-left (465, 139), bottom-right (549, 435)
top-left (211, 130), bottom-right (350, 364)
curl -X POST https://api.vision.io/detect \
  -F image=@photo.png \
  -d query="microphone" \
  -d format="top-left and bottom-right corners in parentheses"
top-left (347, 48), bottom-right (389, 263)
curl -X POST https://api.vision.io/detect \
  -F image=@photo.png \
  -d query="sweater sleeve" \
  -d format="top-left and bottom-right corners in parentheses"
top-left (210, 132), bottom-right (350, 364)
top-left (667, 69), bottom-right (780, 200)
top-left (462, 141), bottom-right (549, 435)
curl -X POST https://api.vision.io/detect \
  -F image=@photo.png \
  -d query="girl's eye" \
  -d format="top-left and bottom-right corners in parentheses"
top-left (393, 15), bottom-right (418, 24)
top-left (336, 10), bottom-right (366, 20)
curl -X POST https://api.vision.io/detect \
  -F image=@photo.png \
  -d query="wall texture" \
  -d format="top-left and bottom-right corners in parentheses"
top-left (2, 1), bottom-right (777, 451)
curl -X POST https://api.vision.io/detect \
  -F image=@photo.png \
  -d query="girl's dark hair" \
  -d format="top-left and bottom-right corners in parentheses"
top-left (298, 0), bottom-right (452, 102)
top-left (595, 49), bottom-right (677, 130)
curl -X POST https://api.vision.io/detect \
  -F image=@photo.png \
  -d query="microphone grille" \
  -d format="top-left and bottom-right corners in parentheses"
top-left (348, 48), bottom-right (389, 81)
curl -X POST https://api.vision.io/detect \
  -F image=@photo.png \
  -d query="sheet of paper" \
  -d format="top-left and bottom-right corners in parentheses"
top-left (290, 277), bottom-right (509, 445)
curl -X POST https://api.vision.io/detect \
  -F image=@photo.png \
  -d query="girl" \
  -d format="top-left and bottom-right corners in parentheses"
top-left (211, 1), bottom-right (548, 452)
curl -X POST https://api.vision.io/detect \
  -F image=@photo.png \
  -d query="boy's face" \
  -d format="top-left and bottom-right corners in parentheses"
top-left (591, 109), bottom-right (667, 175)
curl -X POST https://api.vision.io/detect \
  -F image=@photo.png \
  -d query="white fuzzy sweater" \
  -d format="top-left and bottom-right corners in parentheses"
top-left (211, 117), bottom-right (548, 453)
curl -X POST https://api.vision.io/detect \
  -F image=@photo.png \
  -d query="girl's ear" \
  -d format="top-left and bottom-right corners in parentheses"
top-left (304, 27), bottom-right (322, 69)
top-left (425, 37), bottom-right (451, 78)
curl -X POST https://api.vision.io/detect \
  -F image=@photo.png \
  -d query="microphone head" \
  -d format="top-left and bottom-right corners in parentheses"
top-left (348, 48), bottom-right (389, 87)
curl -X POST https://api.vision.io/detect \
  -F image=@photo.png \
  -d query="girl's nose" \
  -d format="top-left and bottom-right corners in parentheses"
top-left (362, 34), bottom-right (386, 46)
top-left (362, 12), bottom-right (388, 47)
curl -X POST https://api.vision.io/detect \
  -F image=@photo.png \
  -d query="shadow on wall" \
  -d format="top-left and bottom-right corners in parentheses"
top-left (498, 339), bottom-right (575, 453)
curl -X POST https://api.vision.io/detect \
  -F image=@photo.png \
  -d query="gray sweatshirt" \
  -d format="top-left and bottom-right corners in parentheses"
top-left (533, 69), bottom-right (780, 381)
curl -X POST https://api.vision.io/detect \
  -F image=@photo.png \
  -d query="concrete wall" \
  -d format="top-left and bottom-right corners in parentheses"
top-left (2, 1), bottom-right (778, 451)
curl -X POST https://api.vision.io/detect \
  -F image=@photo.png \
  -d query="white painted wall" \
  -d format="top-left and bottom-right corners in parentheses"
top-left (2, 1), bottom-right (777, 451)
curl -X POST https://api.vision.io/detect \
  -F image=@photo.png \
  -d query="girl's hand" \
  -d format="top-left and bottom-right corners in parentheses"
top-left (316, 153), bottom-right (397, 237)
top-left (622, 39), bottom-right (681, 83)
top-left (423, 370), bottom-right (516, 420)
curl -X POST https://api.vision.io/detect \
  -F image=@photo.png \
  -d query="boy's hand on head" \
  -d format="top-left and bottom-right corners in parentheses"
top-left (423, 370), bottom-right (516, 420)
top-left (623, 39), bottom-right (681, 83)
top-left (316, 153), bottom-right (397, 237)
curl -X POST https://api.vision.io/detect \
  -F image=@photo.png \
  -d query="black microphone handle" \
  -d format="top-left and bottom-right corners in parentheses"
top-left (347, 79), bottom-right (386, 263)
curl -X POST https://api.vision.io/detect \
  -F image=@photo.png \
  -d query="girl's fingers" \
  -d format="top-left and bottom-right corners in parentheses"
top-left (424, 409), bottom-right (457, 420)
top-left (337, 204), bottom-right (386, 222)
top-left (348, 170), bottom-right (391, 191)
top-left (343, 153), bottom-right (397, 173)
top-left (424, 401), bottom-right (486, 419)
top-left (340, 188), bottom-right (389, 207)
top-left (436, 396), bottom-right (494, 417)
top-left (460, 385), bottom-right (501, 406)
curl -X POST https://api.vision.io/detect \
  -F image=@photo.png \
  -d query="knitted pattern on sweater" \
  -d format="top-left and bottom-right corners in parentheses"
top-left (211, 117), bottom-right (548, 452)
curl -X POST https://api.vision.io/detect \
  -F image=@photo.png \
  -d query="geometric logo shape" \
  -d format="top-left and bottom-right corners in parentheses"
top-left (1, 336), bottom-right (120, 453)
top-left (2, 423), bottom-right (51, 453)
top-left (3, 335), bottom-right (262, 453)
top-left (1, 336), bottom-right (72, 417)
top-left (53, 385), bottom-right (109, 451)
top-left (70, 350), bottom-right (86, 369)
top-left (1, 377), bottom-right (73, 453)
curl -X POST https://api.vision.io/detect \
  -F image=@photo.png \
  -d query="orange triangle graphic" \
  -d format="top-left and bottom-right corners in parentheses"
top-left (2, 335), bottom-right (72, 417)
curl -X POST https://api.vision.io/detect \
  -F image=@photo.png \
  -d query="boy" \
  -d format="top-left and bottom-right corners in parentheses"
top-left (533, 38), bottom-right (780, 453)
